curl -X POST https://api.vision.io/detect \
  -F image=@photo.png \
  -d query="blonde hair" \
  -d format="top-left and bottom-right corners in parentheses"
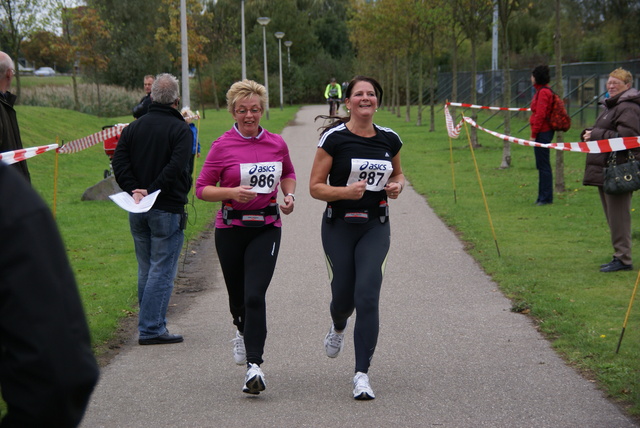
top-left (609, 68), bottom-right (633, 85)
top-left (180, 106), bottom-right (199, 123)
top-left (226, 79), bottom-right (267, 114)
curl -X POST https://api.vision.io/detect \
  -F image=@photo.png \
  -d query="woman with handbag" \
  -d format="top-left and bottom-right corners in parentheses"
top-left (582, 68), bottom-right (640, 273)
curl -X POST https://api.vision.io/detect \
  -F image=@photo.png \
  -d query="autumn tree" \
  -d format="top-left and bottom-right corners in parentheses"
top-left (496, 0), bottom-right (522, 169)
top-left (0, 0), bottom-right (55, 98)
top-left (73, 7), bottom-right (110, 116)
top-left (455, 0), bottom-right (493, 147)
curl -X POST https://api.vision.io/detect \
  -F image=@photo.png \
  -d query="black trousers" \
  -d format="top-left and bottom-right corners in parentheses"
top-left (534, 130), bottom-right (555, 204)
top-left (321, 214), bottom-right (390, 373)
top-left (215, 225), bottom-right (281, 365)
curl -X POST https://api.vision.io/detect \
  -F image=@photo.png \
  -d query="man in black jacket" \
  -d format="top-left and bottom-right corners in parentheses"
top-left (0, 51), bottom-right (30, 182)
top-left (113, 73), bottom-right (192, 345)
top-left (0, 163), bottom-right (99, 427)
top-left (132, 75), bottom-right (155, 119)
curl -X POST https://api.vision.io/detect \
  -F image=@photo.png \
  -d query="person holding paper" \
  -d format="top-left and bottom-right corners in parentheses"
top-left (196, 79), bottom-right (296, 395)
top-left (112, 73), bottom-right (192, 345)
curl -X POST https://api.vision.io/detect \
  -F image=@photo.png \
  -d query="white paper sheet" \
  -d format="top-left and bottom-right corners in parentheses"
top-left (109, 190), bottom-right (161, 213)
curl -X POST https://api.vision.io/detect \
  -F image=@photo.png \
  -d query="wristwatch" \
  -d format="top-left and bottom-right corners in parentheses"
top-left (285, 193), bottom-right (295, 201)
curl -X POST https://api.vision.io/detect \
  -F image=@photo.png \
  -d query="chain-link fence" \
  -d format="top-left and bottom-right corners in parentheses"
top-left (437, 59), bottom-right (640, 128)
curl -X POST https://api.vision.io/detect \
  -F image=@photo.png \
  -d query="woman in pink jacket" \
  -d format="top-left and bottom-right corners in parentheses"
top-left (196, 79), bottom-right (296, 395)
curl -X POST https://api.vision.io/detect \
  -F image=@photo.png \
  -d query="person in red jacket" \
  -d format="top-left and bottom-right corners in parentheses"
top-left (529, 65), bottom-right (555, 206)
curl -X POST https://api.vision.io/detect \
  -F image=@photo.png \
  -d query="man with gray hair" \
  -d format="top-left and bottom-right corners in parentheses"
top-left (112, 73), bottom-right (193, 345)
top-left (0, 51), bottom-right (30, 182)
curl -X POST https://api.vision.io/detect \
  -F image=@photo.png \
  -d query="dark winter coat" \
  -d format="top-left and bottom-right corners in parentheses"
top-left (582, 88), bottom-right (640, 186)
top-left (112, 103), bottom-right (193, 214)
top-left (0, 91), bottom-right (30, 182)
top-left (0, 163), bottom-right (99, 427)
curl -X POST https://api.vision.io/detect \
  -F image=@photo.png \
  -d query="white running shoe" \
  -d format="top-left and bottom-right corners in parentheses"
top-left (242, 363), bottom-right (266, 395)
top-left (231, 330), bottom-right (246, 365)
top-left (324, 323), bottom-right (346, 358)
top-left (353, 372), bottom-right (375, 400)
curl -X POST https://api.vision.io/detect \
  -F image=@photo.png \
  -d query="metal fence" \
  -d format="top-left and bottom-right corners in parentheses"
top-left (437, 59), bottom-right (640, 128)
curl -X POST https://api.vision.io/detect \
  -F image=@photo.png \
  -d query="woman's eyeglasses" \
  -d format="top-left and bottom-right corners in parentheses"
top-left (235, 108), bottom-right (262, 115)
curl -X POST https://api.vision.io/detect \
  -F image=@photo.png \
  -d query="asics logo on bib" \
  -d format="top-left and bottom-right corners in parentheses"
top-left (358, 161), bottom-right (388, 171)
top-left (248, 164), bottom-right (277, 174)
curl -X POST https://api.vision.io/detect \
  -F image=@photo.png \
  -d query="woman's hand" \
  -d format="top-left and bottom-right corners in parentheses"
top-left (385, 181), bottom-right (403, 199)
top-left (234, 185), bottom-right (257, 203)
top-left (347, 180), bottom-right (367, 200)
top-left (281, 195), bottom-right (294, 215)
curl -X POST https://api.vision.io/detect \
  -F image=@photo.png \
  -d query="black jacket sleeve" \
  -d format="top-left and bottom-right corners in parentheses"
top-left (0, 164), bottom-right (99, 427)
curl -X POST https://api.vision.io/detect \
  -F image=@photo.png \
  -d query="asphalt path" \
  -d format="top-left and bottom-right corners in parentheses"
top-left (80, 105), bottom-right (637, 428)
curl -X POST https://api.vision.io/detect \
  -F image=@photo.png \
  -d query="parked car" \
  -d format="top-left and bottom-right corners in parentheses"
top-left (34, 67), bottom-right (56, 77)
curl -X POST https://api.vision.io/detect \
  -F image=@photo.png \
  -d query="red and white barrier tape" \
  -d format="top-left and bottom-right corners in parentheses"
top-left (444, 104), bottom-right (640, 152)
top-left (464, 116), bottom-right (640, 152)
top-left (446, 102), bottom-right (531, 112)
top-left (57, 123), bottom-right (128, 154)
top-left (445, 104), bottom-right (464, 138)
top-left (0, 144), bottom-right (59, 165)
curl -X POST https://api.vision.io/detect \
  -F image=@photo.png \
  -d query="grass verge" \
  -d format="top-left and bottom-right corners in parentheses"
top-left (375, 106), bottom-right (640, 417)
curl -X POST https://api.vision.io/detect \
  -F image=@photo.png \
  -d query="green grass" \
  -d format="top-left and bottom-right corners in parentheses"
top-left (374, 106), bottom-right (640, 416)
top-left (16, 101), bottom-right (640, 419)
top-left (18, 75), bottom-right (74, 88)
top-left (20, 104), bottom-right (296, 358)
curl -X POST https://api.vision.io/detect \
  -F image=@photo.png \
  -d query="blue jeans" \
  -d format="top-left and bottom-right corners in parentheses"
top-left (129, 209), bottom-right (184, 339)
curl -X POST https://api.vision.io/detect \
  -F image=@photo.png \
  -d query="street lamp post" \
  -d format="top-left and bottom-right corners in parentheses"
top-left (241, 0), bottom-right (246, 80)
top-left (257, 17), bottom-right (270, 120)
top-left (275, 31), bottom-right (285, 110)
top-left (284, 40), bottom-right (292, 69)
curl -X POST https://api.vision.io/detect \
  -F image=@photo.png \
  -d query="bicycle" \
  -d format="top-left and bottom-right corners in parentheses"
top-left (327, 97), bottom-right (340, 116)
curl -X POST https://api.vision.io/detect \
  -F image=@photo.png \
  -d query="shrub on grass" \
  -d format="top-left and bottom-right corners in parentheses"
top-left (19, 84), bottom-right (141, 117)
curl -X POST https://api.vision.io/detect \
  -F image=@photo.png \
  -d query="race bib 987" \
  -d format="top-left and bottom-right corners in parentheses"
top-left (240, 161), bottom-right (283, 194)
top-left (346, 159), bottom-right (393, 191)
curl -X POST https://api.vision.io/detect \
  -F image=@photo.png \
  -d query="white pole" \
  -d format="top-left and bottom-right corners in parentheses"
top-left (241, 0), bottom-right (246, 80)
top-left (275, 32), bottom-right (285, 110)
top-left (180, 0), bottom-right (190, 107)
top-left (257, 17), bottom-right (270, 120)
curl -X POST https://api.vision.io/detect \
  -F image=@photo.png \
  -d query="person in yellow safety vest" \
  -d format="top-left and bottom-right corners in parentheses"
top-left (325, 78), bottom-right (343, 115)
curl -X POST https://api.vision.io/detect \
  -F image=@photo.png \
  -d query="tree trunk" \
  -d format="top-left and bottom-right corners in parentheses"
top-left (499, 3), bottom-right (512, 169)
top-left (554, 0), bottom-right (565, 193)
top-left (470, 39), bottom-right (479, 147)
top-left (429, 34), bottom-right (436, 132)
top-left (405, 56), bottom-right (411, 123)
top-left (72, 71), bottom-right (80, 111)
top-left (417, 50), bottom-right (423, 127)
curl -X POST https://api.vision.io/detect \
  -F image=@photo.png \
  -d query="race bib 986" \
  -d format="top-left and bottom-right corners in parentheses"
top-left (346, 158), bottom-right (393, 191)
top-left (240, 161), bottom-right (283, 194)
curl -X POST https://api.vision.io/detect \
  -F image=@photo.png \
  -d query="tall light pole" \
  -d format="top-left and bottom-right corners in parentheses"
top-left (180, 0), bottom-right (190, 107)
top-left (241, 0), bottom-right (246, 80)
top-left (257, 17), bottom-right (270, 120)
top-left (284, 40), bottom-right (292, 69)
top-left (275, 31), bottom-right (285, 110)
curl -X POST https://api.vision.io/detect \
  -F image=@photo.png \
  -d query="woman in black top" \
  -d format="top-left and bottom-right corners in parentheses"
top-left (310, 76), bottom-right (405, 400)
